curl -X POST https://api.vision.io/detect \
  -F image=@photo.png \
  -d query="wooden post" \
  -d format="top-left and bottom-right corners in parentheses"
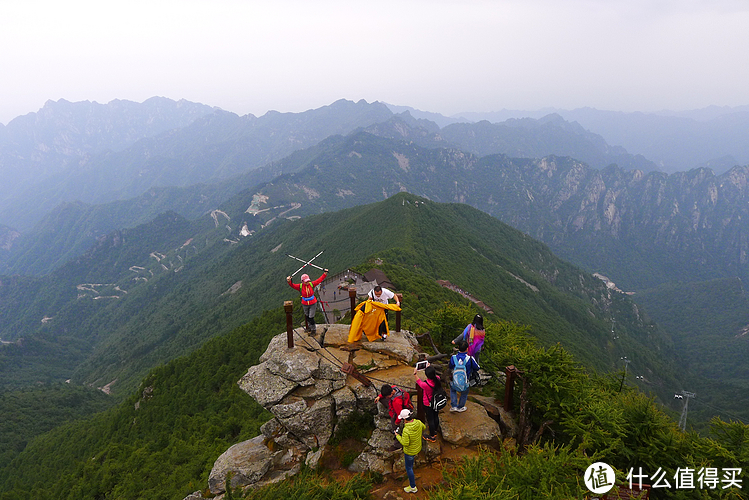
top-left (284, 301), bottom-right (294, 348)
top-left (416, 379), bottom-right (425, 422)
top-left (504, 365), bottom-right (519, 412)
top-left (349, 287), bottom-right (357, 317)
top-left (395, 293), bottom-right (403, 332)
top-left (340, 362), bottom-right (372, 387)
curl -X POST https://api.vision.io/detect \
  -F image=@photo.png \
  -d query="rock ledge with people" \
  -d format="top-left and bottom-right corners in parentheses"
top-left (186, 324), bottom-right (515, 499)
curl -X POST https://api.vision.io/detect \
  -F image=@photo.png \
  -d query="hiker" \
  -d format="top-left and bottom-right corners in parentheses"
top-left (286, 269), bottom-right (328, 334)
top-left (414, 363), bottom-right (443, 442)
top-left (375, 384), bottom-right (414, 432)
top-left (367, 285), bottom-right (400, 339)
top-left (448, 340), bottom-right (480, 412)
top-left (452, 313), bottom-right (486, 364)
top-left (394, 409), bottom-right (425, 494)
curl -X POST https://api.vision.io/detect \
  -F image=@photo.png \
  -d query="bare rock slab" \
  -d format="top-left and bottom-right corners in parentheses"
top-left (439, 401), bottom-right (502, 447)
top-left (209, 436), bottom-right (273, 495)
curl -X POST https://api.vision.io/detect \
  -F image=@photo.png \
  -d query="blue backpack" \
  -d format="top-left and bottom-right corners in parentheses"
top-left (451, 354), bottom-right (470, 392)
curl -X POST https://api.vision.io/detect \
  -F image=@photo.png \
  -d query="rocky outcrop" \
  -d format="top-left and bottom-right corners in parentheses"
top-left (194, 323), bottom-right (504, 499)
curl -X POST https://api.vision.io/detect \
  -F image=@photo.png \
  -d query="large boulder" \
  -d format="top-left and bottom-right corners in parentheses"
top-left (208, 436), bottom-right (273, 495)
top-left (272, 396), bottom-right (335, 448)
top-left (439, 401), bottom-right (502, 447)
top-left (265, 346), bottom-right (321, 382)
top-left (260, 331), bottom-right (321, 363)
top-left (238, 363), bottom-right (298, 407)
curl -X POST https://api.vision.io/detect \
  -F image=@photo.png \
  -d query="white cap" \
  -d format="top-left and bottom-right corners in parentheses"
top-left (398, 409), bottom-right (412, 420)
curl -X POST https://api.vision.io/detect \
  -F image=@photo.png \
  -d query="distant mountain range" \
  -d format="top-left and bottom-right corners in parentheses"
top-left (414, 104), bottom-right (749, 174)
top-left (2, 98), bottom-right (749, 293)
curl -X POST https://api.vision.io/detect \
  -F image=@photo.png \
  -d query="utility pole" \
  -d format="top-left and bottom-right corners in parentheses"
top-left (677, 391), bottom-right (696, 431)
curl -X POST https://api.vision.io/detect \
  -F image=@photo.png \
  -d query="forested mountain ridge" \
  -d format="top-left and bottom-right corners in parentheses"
top-left (2, 227), bottom-right (745, 499)
top-left (0, 193), bottom-right (679, 401)
top-left (633, 277), bottom-right (749, 426)
top-left (237, 130), bottom-right (749, 290)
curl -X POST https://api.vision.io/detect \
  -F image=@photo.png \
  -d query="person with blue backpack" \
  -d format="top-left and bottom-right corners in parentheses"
top-left (448, 340), bottom-right (480, 412)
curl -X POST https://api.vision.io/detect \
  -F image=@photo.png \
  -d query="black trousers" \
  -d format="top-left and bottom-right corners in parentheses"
top-left (425, 406), bottom-right (440, 436)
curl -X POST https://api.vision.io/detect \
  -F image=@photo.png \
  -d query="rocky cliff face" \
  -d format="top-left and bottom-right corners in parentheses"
top-left (475, 160), bottom-right (749, 288)
top-left (188, 324), bottom-right (506, 499)
top-left (244, 130), bottom-right (749, 289)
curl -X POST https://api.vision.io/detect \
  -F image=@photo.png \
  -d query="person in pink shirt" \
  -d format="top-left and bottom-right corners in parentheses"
top-left (414, 364), bottom-right (441, 442)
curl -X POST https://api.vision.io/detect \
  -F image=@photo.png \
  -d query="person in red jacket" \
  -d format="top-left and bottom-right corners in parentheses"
top-left (287, 269), bottom-right (327, 334)
top-left (375, 384), bottom-right (413, 431)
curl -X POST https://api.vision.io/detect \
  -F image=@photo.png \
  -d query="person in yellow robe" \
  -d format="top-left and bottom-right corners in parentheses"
top-left (347, 300), bottom-right (401, 342)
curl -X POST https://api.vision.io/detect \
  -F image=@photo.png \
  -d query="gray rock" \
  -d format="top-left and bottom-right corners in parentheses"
top-left (260, 418), bottom-right (283, 441)
top-left (260, 332), bottom-right (321, 364)
top-left (439, 401), bottom-right (501, 447)
top-left (251, 464), bottom-right (302, 490)
top-left (266, 346), bottom-right (321, 382)
top-left (305, 445), bottom-right (329, 469)
top-left (320, 324), bottom-right (351, 347)
top-left (295, 377), bottom-right (346, 399)
top-left (331, 386), bottom-right (357, 415)
top-left (361, 341), bottom-right (418, 364)
top-left (271, 397), bottom-right (307, 419)
top-left (208, 436), bottom-right (273, 494)
top-left (423, 439), bottom-right (442, 462)
top-left (275, 396), bottom-right (335, 448)
top-left (348, 451), bottom-right (392, 475)
top-left (315, 354), bottom-right (348, 381)
top-left (367, 428), bottom-right (399, 454)
top-left (374, 415), bottom-right (392, 431)
top-left (182, 492), bottom-right (204, 500)
top-left (350, 382), bottom-right (379, 413)
top-left (271, 446), bottom-right (306, 468)
top-left (238, 363), bottom-right (298, 407)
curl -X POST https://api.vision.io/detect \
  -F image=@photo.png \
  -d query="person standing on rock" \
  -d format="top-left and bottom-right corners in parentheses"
top-left (367, 285), bottom-right (400, 340)
top-left (452, 313), bottom-right (486, 365)
top-left (394, 409), bottom-right (425, 494)
top-left (414, 364), bottom-right (441, 442)
top-left (287, 269), bottom-right (328, 334)
top-left (449, 340), bottom-right (480, 412)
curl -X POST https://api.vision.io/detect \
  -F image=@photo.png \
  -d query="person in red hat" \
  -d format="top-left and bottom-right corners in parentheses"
top-left (287, 269), bottom-right (327, 333)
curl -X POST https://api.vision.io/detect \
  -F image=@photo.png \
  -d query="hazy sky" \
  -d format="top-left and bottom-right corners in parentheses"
top-left (2, 0), bottom-right (749, 125)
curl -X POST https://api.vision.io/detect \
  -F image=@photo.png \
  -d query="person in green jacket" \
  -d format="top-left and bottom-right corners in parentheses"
top-left (394, 409), bottom-right (426, 493)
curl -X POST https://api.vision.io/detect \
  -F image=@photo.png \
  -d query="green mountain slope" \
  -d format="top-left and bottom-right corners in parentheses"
top-left (1, 267), bottom-right (744, 500)
top-left (2, 193), bottom-right (678, 400)
top-left (634, 277), bottom-right (749, 425)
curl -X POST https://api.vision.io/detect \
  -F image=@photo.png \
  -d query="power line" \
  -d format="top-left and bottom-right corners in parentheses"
top-left (690, 398), bottom-right (747, 425)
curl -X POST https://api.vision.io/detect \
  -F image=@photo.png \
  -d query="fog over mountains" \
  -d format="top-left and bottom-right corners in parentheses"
top-left (1, 97), bottom-right (749, 292)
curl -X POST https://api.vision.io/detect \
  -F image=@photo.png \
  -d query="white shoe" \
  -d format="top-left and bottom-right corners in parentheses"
top-left (404, 486), bottom-right (418, 493)
top-left (382, 333), bottom-right (388, 340)
top-left (450, 407), bottom-right (458, 412)
top-left (457, 406), bottom-right (467, 412)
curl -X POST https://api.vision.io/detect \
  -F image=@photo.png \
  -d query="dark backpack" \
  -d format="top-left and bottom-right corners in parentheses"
top-left (391, 386), bottom-right (414, 413)
top-left (431, 386), bottom-right (448, 412)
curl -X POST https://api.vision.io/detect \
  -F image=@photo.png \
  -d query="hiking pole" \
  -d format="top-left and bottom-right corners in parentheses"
top-left (290, 250), bottom-right (324, 277)
top-left (286, 253), bottom-right (325, 271)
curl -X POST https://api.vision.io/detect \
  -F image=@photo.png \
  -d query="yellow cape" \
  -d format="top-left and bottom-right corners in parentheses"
top-left (347, 300), bottom-right (402, 342)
